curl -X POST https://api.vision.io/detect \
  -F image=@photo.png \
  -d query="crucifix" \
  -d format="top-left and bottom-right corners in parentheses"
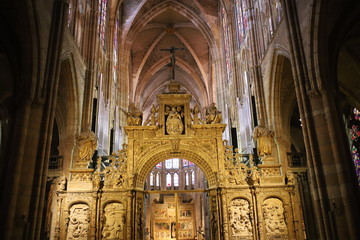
top-left (160, 46), bottom-right (185, 80)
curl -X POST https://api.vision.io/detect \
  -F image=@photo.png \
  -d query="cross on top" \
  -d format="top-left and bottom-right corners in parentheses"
top-left (160, 46), bottom-right (185, 80)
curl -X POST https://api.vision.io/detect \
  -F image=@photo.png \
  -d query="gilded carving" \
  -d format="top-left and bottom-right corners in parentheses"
top-left (123, 103), bottom-right (143, 126)
top-left (286, 170), bottom-right (295, 185)
top-left (250, 166), bottom-right (260, 185)
top-left (102, 203), bottom-right (125, 239)
top-left (71, 172), bottom-right (92, 182)
top-left (205, 103), bottom-right (222, 124)
top-left (253, 124), bottom-right (274, 158)
top-left (66, 203), bottom-right (90, 240)
top-left (58, 174), bottom-right (67, 191)
top-left (229, 198), bottom-right (253, 237)
top-left (76, 131), bottom-right (97, 167)
top-left (165, 105), bottom-right (184, 135)
top-left (262, 198), bottom-right (288, 237)
top-left (144, 104), bottom-right (158, 126)
top-left (190, 105), bottom-right (202, 124)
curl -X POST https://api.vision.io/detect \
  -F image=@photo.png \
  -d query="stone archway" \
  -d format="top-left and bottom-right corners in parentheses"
top-left (135, 145), bottom-right (218, 189)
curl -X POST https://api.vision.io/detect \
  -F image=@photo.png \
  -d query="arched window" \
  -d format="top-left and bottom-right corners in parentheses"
top-left (185, 172), bottom-right (189, 186)
top-left (98, 0), bottom-right (108, 49)
top-left (166, 173), bottom-right (172, 187)
top-left (191, 171), bottom-right (195, 185)
top-left (156, 173), bottom-right (160, 187)
top-left (172, 158), bottom-right (179, 169)
top-left (234, 0), bottom-right (248, 47)
top-left (156, 162), bottom-right (162, 169)
top-left (349, 108), bottom-right (360, 185)
top-left (113, 18), bottom-right (119, 82)
top-left (150, 172), bottom-right (154, 186)
top-left (67, 0), bottom-right (75, 29)
top-left (221, 6), bottom-right (233, 83)
top-left (174, 173), bottom-right (179, 187)
top-left (165, 159), bottom-right (172, 169)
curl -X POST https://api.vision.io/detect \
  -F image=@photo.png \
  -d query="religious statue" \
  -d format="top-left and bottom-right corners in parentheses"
top-left (77, 130), bottom-right (97, 163)
top-left (253, 124), bottom-right (274, 158)
top-left (205, 103), bottom-right (222, 124)
top-left (123, 103), bottom-right (143, 126)
top-left (165, 105), bottom-right (184, 135)
top-left (92, 172), bottom-right (101, 190)
top-left (191, 105), bottom-right (202, 124)
top-left (102, 203), bottom-right (124, 239)
top-left (250, 166), bottom-right (260, 185)
top-left (145, 104), bottom-right (158, 126)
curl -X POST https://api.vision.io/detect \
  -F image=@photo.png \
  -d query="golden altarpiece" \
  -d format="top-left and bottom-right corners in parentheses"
top-left (48, 86), bottom-right (306, 240)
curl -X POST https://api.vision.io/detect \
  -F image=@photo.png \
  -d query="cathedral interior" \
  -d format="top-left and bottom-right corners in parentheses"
top-left (1, 0), bottom-right (360, 239)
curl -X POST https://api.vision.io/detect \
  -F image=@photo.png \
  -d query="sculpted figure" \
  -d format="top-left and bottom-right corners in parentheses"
top-left (191, 105), bottom-right (202, 124)
top-left (145, 104), bottom-right (158, 126)
top-left (102, 203), bottom-right (124, 239)
top-left (229, 199), bottom-right (253, 236)
top-left (57, 174), bottom-right (67, 191)
top-left (253, 124), bottom-right (274, 158)
top-left (123, 103), bottom-right (142, 126)
top-left (165, 106), bottom-right (184, 135)
top-left (262, 198), bottom-right (287, 234)
top-left (286, 170), bottom-right (295, 185)
top-left (77, 131), bottom-right (97, 162)
top-left (67, 204), bottom-right (90, 239)
top-left (205, 103), bottom-right (222, 124)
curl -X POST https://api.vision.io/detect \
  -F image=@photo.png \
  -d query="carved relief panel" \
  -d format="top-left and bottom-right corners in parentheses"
top-left (262, 198), bottom-right (288, 239)
top-left (229, 198), bottom-right (253, 239)
top-left (66, 203), bottom-right (90, 240)
top-left (101, 203), bottom-right (125, 239)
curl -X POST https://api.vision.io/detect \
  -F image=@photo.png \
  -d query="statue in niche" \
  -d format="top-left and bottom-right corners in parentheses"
top-left (165, 105), bottom-right (184, 135)
top-left (123, 103), bottom-right (142, 126)
top-left (262, 198), bottom-right (288, 235)
top-left (77, 131), bottom-right (97, 163)
top-left (253, 124), bottom-right (274, 158)
top-left (66, 204), bottom-right (90, 240)
top-left (92, 172), bottom-right (101, 190)
top-left (205, 103), bottom-right (222, 124)
top-left (102, 203), bottom-right (124, 239)
top-left (145, 104), bottom-right (158, 126)
top-left (250, 166), bottom-right (260, 185)
top-left (191, 105), bottom-right (202, 124)
top-left (229, 199), bottom-right (253, 236)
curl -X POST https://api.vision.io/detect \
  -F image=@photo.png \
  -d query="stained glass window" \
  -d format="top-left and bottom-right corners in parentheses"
top-left (165, 159), bottom-right (172, 169)
top-left (189, 161), bottom-right (194, 167)
top-left (150, 172), bottom-right (154, 186)
top-left (350, 108), bottom-right (360, 185)
top-left (183, 159), bottom-right (188, 167)
top-left (185, 172), bottom-right (189, 186)
top-left (174, 173), bottom-right (179, 187)
top-left (165, 159), bottom-right (179, 169)
top-left (234, 0), bottom-right (248, 47)
top-left (113, 18), bottom-right (118, 82)
top-left (156, 162), bottom-right (162, 169)
top-left (156, 173), bottom-right (160, 187)
top-left (221, 7), bottom-right (232, 83)
top-left (98, 0), bottom-right (108, 49)
top-left (166, 173), bottom-right (172, 187)
top-left (191, 171), bottom-right (195, 185)
top-left (172, 159), bottom-right (179, 169)
top-left (67, 2), bottom-right (74, 28)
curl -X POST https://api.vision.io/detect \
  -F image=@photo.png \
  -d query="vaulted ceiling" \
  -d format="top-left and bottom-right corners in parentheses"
top-left (118, 0), bottom-right (220, 116)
